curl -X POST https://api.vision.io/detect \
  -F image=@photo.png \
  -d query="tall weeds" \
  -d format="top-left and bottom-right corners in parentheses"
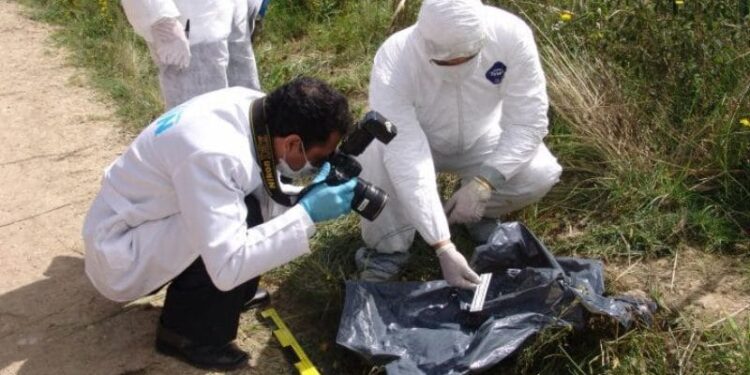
top-left (500, 0), bottom-right (750, 253)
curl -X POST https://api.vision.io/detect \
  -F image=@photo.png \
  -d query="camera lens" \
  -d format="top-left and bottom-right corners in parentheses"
top-left (352, 178), bottom-right (388, 221)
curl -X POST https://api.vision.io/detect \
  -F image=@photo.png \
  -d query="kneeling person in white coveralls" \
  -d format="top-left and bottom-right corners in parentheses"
top-left (82, 77), bottom-right (356, 370)
top-left (355, 0), bottom-right (563, 288)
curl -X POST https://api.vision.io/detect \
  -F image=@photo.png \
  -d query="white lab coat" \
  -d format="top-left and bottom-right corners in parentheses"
top-left (358, 5), bottom-right (562, 253)
top-left (82, 87), bottom-right (315, 302)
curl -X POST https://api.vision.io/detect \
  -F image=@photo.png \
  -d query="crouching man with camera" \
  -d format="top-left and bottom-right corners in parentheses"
top-left (82, 77), bottom-right (356, 371)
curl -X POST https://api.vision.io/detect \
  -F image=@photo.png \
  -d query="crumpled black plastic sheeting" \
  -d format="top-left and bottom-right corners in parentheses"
top-left (336, 222), bottom-right (655, 375)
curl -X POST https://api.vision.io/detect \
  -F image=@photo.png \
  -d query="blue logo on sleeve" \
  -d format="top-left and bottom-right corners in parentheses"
top-left (153, 106), bottom-right (185, 136)
top-left (485, 61), bottom-right (507, 85)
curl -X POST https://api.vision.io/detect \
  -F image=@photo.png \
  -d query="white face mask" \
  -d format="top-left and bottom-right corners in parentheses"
top-left (277, 140), bottom-right (319, 179)
top-left (427, 54), bottom-right (481, 83)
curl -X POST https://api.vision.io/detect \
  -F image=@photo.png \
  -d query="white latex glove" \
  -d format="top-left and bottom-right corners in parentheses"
top-left (150, 17), bottom-right (191, 69)
top-left (436, 242), bottom-right (481, 289)
top-left (443, 177), bottom-right (492, 224)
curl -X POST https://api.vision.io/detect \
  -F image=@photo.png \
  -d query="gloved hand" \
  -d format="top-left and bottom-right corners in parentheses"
top-left (150, 17), bottom-right (191, 69)
top-left (443, 177), bottom-right (492, 224)
top-left (436, 242), bottom-right (480, 289)
top-left (299, 163), bottom-right (356, 223)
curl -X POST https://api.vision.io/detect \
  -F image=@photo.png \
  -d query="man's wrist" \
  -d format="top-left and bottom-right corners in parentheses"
top-left (478, 164), bottom-right (506, 190)
top-left (473, 176), bottom-right (493, 191)
top-left (433, 241), bottom-right (455, 256)
top-left (432, 239), bottom-right (451, 250)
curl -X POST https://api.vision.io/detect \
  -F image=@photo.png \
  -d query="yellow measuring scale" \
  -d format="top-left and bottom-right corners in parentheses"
top-left (261, 308), bottom-right (320, 375)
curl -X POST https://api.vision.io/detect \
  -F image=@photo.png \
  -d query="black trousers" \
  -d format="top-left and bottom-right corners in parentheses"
top-left (159, 195), bottom-right (263, 346)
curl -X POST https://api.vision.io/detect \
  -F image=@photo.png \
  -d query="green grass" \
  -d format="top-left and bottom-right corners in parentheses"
top-left (504, 0), bottom-right (750, 248)
top-left (17, 0), bottom-right (750, 373)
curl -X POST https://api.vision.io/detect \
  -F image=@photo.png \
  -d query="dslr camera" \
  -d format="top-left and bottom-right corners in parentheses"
top-left (302, 111), bottom-right (397, 221)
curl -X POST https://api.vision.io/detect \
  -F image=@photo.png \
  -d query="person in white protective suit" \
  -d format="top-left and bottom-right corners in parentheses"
top-left (355, 0), bottom-right (562, 288)
top-left (121, 0), bottom-right (265, 109)
top-left (82, 77), bottom-right (356, 370)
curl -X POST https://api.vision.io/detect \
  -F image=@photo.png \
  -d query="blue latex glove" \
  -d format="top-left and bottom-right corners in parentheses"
top-left (299, 163), bottom-right (357, 222)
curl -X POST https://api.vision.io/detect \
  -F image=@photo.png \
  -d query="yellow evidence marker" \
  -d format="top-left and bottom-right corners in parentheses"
top-left (261, 308), bottom-right (320, 375)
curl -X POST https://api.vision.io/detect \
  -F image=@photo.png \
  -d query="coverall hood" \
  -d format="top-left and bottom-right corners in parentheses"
top-left (416, 0), bottom-right (486, 61)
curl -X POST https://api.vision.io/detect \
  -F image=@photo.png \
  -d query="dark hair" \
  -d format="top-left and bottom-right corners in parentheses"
top-left (265, 76), bottom-right (352, 147)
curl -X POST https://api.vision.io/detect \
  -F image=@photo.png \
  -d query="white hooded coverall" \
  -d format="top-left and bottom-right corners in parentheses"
top-left (358, 1), bottom-right (562, 253)
top-left (121, 0), bottom-right (263, 108)
top-left (82, 87), bottom-right (315, 302)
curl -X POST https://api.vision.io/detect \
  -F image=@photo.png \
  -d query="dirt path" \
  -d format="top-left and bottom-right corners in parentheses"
top-left (0, 2), bottom-right (289, 374)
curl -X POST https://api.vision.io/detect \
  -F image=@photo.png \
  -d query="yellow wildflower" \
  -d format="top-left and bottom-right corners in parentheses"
top-left (740, 118), bottom-right (750, 128)
top-left (560, 10), bottom-right (574, 22)
top-left (98, 0), bottom-right (113, 25)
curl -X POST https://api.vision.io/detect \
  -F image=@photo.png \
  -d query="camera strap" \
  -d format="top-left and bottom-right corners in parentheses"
top-left (248, 97), bottom-right (294, 207)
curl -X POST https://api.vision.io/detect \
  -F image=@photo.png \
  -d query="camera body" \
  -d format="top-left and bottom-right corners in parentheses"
top-left (326, 111), bottom-right (397, 220)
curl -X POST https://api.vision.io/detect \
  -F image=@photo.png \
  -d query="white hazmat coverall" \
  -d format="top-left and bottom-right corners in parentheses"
top-left (358, 1), bottom-right (562, 254)
top-left (121, 0), bottom-right (262, 109)
top-left (82, 87), bottom-right (315, 302)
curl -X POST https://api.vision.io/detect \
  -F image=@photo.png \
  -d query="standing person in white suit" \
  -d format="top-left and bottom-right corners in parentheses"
top-left (121, 0), bottom-right (265, 109)
top-left (355, 0), bottom-right (563, 288)
top-left (82, 77), bottom-right (357, 370)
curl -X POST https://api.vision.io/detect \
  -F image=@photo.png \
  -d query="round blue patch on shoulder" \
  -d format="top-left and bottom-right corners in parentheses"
top-left (485, 61), bottom-right (507, 85)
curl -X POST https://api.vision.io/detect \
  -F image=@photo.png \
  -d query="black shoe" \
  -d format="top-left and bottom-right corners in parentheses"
top-left (242, 287), bottom-right (270, 311)
top-left (155, 325), bottom-right (249, 371)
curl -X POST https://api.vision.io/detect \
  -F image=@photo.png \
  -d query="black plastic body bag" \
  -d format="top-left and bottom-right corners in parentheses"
top-left (336, 222), bottom-right (655, 374)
